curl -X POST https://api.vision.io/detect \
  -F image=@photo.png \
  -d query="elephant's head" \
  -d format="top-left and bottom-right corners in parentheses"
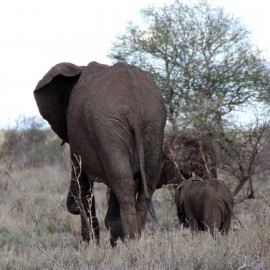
top-left (156, 153), bottom-right (180, 188)
top-left (33, 61), bottom-right (109, 143)
top-left (160, 130), bottom-right (217, 186)
top-left (175, 179), bottom-right (193, 227)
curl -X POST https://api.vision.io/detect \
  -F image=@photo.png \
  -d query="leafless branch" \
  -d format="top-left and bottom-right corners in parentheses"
top-left (33, 241), bottom-right (62, 268)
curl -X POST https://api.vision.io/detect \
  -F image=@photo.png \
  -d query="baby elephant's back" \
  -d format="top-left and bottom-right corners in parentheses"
top-left (198, 179), bottom-right (234, 218)
top-left (186, 179), bottom-right (233, 209)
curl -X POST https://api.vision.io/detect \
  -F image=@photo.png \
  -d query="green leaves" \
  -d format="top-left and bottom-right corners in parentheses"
top-left (108, 0), bottom-right (270, 130)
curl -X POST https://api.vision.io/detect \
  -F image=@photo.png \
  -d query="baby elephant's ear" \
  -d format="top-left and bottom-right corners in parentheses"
top-left (175, 181), bottom-right (185, 201)
top-left (34, 63), bottom-right (84, 143)
top-left (176, 181), bottom-right (185, 193)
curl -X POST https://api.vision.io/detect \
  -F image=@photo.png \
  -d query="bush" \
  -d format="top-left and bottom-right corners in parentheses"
top-left (0, 117), bottom-right (68, 171)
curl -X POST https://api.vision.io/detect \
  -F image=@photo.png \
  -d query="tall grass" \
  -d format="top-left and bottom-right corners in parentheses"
top-left (0, 164), bottom-right (269, 269)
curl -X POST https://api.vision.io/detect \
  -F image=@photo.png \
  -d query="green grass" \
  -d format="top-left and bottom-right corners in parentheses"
top-left (0, 164), bottom-right (270, 269)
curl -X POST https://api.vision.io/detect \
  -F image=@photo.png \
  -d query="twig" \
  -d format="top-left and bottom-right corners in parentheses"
top-left (67, 242), bottom-right (88, 270)
top-left (164, 183), bottom-right (178, 189)
top-left (71, 155), bottom-right (98, 246)
top-left (236, 259), bottom-right (264, 270)
top-left (198, 139), bottom-right (212, 178)
top-left (168, 148), bottom-right (186, 183)
top-left (33, 242), bottom-right (62, 269)
top-left (4, 245), bottom-right (15, 268)
top-left (232, 213), bottom-right (244, 229)
top-left (4, 171), bottom-right (31, 201)
top-left (264, 197), bottom-right (270, 208)
top-left (234, 196), bottom-right (253, 205)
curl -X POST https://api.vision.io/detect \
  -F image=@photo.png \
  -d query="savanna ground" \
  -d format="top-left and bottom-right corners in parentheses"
top-left (1, 158), bottom-right (270, 270)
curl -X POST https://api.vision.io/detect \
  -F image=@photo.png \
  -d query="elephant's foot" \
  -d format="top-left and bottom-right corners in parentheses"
top-left (107, 215), bottom-right (140, 247)
top-left (66, 190), bottom-right (81, 215)
top-left (117, 199), bottom-right (140, 240)
top-left (120, 212), bottom-right (140, 240)
top-left (90, 216), bottom-right (100, 244)
top-left (80, 214), bottom-right (100, 246)
top-left (81, 230), bottom-right (100, 246)
top-left (81, 239), bottom-right (90, 251)
top-left (106, 219), bottom-right (124, 247)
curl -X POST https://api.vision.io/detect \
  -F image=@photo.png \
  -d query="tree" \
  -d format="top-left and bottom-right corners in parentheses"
top-left (109, 0), bottom-right (270, 200)
top-left (109, 0), bottom-right (270, 130)
top-left (0, 116), bottom-right (66, 171)
top-left (212, 112), bottom-right (270, 202)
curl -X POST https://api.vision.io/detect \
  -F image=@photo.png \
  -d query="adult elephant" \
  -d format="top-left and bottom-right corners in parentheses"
top-left (157, 131), bottom-right (217, 188)
top-left (175, 178), bottom-right (234, 235)
top-left (34, 61), bottom-right (166, 246)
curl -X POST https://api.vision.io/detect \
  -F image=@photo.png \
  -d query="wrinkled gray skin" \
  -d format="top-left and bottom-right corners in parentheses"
top-left (34, 61), bottom-right (166, 247)
top-left (175, 178), bottom-right (234, 235)
top-left (157, 131), bottom-right (217, 188)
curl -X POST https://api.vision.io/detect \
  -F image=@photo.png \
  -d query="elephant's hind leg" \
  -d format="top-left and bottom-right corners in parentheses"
top-left (104, 189), bottom-right (124, 247)
top-left (135, 178), bottom-right (149, 230)
top-left (113, 178), bottom-right (140, 239)
top-left (221, 215), bottom-right (232, 235)
top-left (97, 134), bottom-right (141, 243)
top-left (202, 202), bottom-right (221, 237)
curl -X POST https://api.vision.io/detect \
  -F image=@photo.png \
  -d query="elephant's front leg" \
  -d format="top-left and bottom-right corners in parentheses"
top-left (70, 156), bottom-right (100, 245)
top-left (79, 180), bottom-right (100, 246)
top-left (66, 174), bottom-right (80, 215)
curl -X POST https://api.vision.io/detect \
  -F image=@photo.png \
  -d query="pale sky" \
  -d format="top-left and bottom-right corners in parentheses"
top-left (1, 0), bottom-right (270, 128)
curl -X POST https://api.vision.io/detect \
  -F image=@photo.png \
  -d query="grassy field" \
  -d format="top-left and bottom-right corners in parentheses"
top-left (0, 164), bottom-right (270, 270)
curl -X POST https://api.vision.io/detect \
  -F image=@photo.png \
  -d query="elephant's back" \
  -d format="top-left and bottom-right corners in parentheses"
top-left (73, 62), bottom-right (165, 116)
top-left (66, 62), bottom-right (166, 179)
top-left (193, 179), bottom-right (234, 207)
top-left (187, 179), bottom-right (221, 201)
top-left (69, 62), bottom-right (166, 144)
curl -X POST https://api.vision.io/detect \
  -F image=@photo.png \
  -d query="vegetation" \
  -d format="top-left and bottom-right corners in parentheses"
top-left (1, 0), bottom-right (270, 268)
top-left (0, 163), bottom-right (270, 269)
top-left (0, 117), bottom-right (269, 269)
top-left (109, 0), bottom-right (270, 130)
top-left (0, 117), bottom-right (68, 172)
top-left (109, 0), bottom-right (270, 204)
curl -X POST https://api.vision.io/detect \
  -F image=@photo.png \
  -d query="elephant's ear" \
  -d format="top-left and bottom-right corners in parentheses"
top-left (176, 179), bottom-right (193, 203)
top-left (34, 62), bottom-right (84, 143)
top-left (175, 181), bottom-right (185, 203)
top-left (176, 182), bottom-right (185, 195)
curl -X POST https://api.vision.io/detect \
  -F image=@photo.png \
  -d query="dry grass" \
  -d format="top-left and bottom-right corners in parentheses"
top-left (0, 164), bottom-right (270, 270)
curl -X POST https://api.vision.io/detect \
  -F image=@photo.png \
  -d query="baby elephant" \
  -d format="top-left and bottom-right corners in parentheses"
top-left (175, 178), bottom-right (234, 235)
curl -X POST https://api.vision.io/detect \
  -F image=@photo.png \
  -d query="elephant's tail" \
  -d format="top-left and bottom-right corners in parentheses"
top-left (134, 128), bottom-right (159, 224)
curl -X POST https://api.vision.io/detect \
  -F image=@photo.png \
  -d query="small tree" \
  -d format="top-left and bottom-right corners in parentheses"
top-left (212, 111), bottom-right (270, 202)
top-left (0, 116), bottom-right (66, 171)
top-left (108, 0), bottom-right (270, 200)
top-left (109, 0), bottom-right (270, 130)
